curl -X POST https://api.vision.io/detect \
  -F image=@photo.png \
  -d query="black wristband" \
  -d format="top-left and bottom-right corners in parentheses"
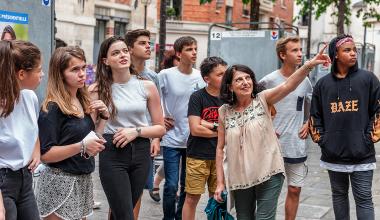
top-left (99, 112), bottom-right (109, 120)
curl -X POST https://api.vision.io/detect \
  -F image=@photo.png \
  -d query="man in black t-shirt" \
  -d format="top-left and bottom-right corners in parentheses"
top-left (182, 57), bottom-right (227, 220)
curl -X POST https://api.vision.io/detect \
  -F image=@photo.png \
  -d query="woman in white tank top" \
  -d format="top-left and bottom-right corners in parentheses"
top-left (89, 36), bottom-right (165, 219)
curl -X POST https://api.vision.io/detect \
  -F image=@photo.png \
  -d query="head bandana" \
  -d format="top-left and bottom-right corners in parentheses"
top-left (336, 37), bottom-right (354, 48)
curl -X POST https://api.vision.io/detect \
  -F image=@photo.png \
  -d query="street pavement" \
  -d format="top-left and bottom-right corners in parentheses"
top-left (89, 140), bottom-right (380, 220)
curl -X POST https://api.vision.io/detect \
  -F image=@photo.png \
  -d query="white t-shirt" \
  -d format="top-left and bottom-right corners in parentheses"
top-left (158, 67), bottom-right (206, 148)
top-left (260, 70), bottom-right (312, 159)
top-left (0, 90), bottom-right (39, 171)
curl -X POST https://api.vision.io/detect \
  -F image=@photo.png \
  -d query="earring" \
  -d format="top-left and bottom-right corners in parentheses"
top-left (231, 91), bottom-right (234, 102)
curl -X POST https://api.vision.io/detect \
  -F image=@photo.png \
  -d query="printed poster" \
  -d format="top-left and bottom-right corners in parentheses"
top-left (0, 10), bottom-right (29, 41)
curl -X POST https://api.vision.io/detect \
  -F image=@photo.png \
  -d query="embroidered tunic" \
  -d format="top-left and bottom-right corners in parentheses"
top-left (219, 92), bottom-right (285, 209)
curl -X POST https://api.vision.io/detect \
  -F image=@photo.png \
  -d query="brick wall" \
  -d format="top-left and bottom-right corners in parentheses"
top-left (115, 0), bottom-right (131, 5)
top-left (157, 0), bottom-right (292, 27)
top-left (271, 0), bottom-right (294, 25)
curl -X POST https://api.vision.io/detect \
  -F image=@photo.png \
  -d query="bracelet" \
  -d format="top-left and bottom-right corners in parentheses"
top-left (99, 112), bottom-right (109, 120)
top-left (304, 61), bottom-right (314, 73)
top-left (80, 140), bottom-right (91, 159)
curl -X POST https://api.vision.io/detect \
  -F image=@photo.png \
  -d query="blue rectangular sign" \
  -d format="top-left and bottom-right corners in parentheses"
top-left (0, 10), bottom-right (28, 24)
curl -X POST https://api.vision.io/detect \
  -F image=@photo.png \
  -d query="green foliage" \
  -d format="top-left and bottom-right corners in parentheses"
top-left (295, 0), bottom-right (380, 28)
top-left (166, 7), bottom-right (176, 17)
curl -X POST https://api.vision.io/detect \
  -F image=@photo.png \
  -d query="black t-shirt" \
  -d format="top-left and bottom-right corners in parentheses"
top-left (187, 88), bottom-right (223, 160)
top-left (38, 102), bottom-right (95, 175)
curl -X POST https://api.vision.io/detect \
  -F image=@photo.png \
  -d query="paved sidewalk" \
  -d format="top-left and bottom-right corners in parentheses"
top-left (89, 140), bottom-right (380, 220)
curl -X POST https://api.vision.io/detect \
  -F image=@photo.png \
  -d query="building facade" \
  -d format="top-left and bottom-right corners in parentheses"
top-left (55, 0), bottom-right (294, 68)
top-left (293, 1), bottom-right (380, 76)
top-left (156, 0), bottom-right (294, 68)
top-left (55, 0), bottom-right (137, 63)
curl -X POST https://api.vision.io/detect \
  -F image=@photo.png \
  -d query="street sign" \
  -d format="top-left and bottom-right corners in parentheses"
top-left (42, 0), bottom-right (51, 7)
top-left (270, 31), bottom-right (279, 41)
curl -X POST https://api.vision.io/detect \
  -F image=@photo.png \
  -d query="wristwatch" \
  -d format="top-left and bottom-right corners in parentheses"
top-left (136, 127), bottom-right (142, 136)
top-left (212, 122), bottom-right (219, 131)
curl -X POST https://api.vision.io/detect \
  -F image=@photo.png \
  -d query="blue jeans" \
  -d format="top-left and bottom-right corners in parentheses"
top-left (234, 173), bottom-right (284, 220)
top-left (162, 146), bottom-right (186, 220)
top-left (145, 158), bottom-right (154, 189)
top-left (328, 170), bottom-right (374, 220)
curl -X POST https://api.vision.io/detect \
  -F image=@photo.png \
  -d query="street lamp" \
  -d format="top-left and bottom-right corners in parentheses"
top-left (141, 0), bottom-right (152, 29)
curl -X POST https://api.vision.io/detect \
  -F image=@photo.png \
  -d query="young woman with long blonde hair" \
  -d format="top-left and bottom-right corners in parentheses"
top-left (36, 46), bottom-right (107, 220)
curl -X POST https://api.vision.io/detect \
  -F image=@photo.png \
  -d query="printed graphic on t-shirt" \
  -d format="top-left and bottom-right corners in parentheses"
top-left (193, 82), bottom-right (202, 92)
top-left (201, 107), bottom-right (219, 123)
top-left (330, 99), bottom-right (359, 113)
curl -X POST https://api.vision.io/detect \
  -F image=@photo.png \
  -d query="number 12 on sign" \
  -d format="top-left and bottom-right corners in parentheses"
top-left (211, 32), bottom-right (221, 41)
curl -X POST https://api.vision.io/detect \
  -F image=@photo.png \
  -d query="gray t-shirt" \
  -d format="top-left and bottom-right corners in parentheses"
top-left (104, 75), bottom-right (149, 134)
top-left (140, 67), bottom-right (160, 96)
top-left (0, 90), bottom-right (39, 171)
top-left (158, 67), bottom-right (206, 148)
top-left (140, 67), bottom-right (160, 124)
top-left (260, 70), bottom-right (312, 160)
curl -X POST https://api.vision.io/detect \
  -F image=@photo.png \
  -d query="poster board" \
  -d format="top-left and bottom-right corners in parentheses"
top-left (0, 0), bottom-right (54, 101)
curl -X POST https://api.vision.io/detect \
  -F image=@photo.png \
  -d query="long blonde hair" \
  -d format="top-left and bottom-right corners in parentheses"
top-left (42, 46), bottom-right (90, 116)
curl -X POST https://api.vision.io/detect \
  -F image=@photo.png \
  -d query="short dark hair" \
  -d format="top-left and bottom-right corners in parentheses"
top-left (200, 56), bottom-right (227, 78)
top-left (125, 29), bottom-right (150, 48)
top-left (55, 38), bottom-right (67, 49)
top-left (173, 36), bottom-right (197, 53)
top-left (220, 64), bottom-right (264, 105)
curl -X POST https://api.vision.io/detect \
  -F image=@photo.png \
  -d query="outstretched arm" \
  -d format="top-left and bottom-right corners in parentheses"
top-left (264, 44), bottom-right (330, 106)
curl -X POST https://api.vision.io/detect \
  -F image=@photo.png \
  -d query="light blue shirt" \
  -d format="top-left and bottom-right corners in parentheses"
top-left (158, 67), bottom-right (206, 148)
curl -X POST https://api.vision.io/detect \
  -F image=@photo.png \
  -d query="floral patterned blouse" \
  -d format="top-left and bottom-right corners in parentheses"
top-left (219, 92), bottom-right (285, 195)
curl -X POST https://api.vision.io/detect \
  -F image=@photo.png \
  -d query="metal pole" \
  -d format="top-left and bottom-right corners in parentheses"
top-left (306, 0), bottom-right (312, 59)
top-left (362, 24), bottom-right (367, 68)
top-left (158, 0), bottom-right (166, 71)
top-left (144, 4), bottom-right (147, 29)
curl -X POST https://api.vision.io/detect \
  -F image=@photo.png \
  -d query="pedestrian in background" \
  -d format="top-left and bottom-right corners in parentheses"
top-left (0, 40), bottom-right (42, 220)
top-left (214, 46), bottom-right (330, 220)
top-left (91, 36), bottom-right (165, 219)
top-left (150, 48), bottom-right (180, 203)
top-left (158, 36), bottom-right (206, 220)
top-left (36, 46), bottom-right (106, 220)
top-left (125, 29), bottom-right (161, 220)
